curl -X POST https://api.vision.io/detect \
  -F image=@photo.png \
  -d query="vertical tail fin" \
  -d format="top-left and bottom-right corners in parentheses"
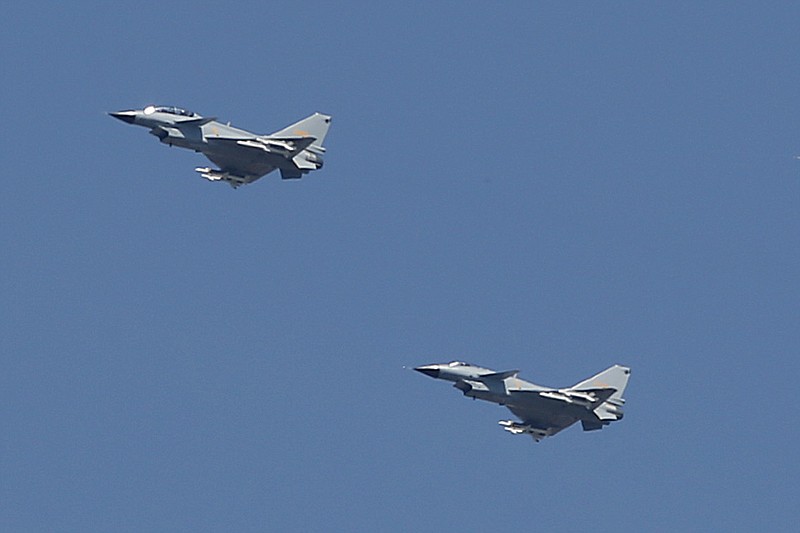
top-left (570, 365), bottom-right (631, 404)
top-left (270, 112), bottom-right (332, 150)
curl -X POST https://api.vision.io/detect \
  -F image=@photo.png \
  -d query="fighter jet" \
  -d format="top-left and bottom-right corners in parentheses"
top-left (109, 105), bottom-right (331, 188)
top-left (415, 361), bottom-right (630, 442)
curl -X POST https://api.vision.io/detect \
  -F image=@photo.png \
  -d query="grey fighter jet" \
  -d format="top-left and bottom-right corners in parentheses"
top-left (415, 361), bottom-right (630, 442)
top-left (110, 105), bottom-right (331, 188)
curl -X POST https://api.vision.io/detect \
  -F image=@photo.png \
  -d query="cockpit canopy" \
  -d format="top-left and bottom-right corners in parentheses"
top-left (447, 361), bottom-right (472, 368)
top-left (143, 105), bottom-right (197, 117)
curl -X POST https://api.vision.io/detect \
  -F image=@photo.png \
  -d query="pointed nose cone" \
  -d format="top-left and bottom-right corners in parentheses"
top-left (109, 111), bottom-right (136, 124)
top-left (414, 365), bottom-right (440, 379)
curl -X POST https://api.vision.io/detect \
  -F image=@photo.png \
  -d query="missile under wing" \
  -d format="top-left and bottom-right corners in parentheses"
top-left (415, 361), bottom-right (630, 442)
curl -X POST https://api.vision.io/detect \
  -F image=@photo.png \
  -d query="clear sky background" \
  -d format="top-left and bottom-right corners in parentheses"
top-left (2, 2), bottom-right (799, 531)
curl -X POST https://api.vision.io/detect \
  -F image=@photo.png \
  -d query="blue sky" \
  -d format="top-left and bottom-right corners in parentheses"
top-left (2, 2), bottom-right (799, 531)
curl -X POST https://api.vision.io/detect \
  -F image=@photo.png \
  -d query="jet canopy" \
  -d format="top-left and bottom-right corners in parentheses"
top-left (447, 361), bottom-right (472, 367)
top-left (143, 105), bottom-right (198, 117)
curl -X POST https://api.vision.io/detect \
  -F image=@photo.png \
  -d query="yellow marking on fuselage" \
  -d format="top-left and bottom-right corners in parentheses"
top-left (294, 129), bottom-right (309, 136)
